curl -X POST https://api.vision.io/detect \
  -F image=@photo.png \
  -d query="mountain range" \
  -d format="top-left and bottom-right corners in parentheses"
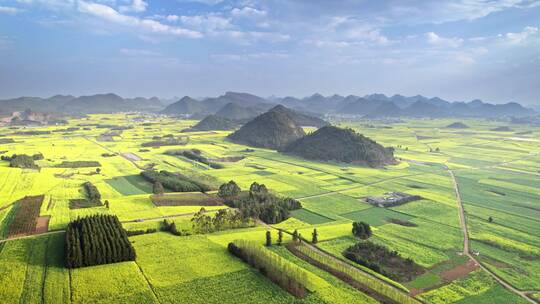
top-left (0, 91), bottom-right (535, 118)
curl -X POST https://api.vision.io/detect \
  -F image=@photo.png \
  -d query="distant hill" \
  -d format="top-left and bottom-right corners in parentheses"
top-left (0, 91), bottom-right (534, 118)
top-left (0, 93), bottom-right (162, 114)
top-left (490, 126), bottom-right (513, 132)
top-left (270, 105), bottom-right (328, 127)
top-left (227, 106), bottom-right (306, 149)
top-left (215, 102), bottom-right (263, 121)
top-left (446, 122), bottom-right (470, 129)
top-left (161, 96), bottom-right (204, 116)
top-left (183, 115), bottom-right (237, 132)
top-left (283, 126), bottom-right (396, 167)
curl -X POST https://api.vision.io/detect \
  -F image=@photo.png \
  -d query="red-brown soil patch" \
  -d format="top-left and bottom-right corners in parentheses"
top-left (35, 215), bottom-right (50, 234)
top-left (7, 195), bottom-right (44, 238)
top-left (440, 259), bottom-right (479, 282)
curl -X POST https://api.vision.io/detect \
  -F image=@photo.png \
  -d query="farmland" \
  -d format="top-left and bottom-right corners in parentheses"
top-left (0, 114), bottom-right (539, 303)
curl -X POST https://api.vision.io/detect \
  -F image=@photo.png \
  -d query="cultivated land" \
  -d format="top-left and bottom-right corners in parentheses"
top-left (0, 114), bottom-right (539, 303)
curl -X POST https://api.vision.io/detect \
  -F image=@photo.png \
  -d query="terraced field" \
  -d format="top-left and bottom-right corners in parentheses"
top-left (0, 114), bottom-right (539, 303)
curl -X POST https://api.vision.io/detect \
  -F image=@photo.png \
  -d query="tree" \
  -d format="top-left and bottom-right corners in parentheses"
top-left (104, 200), bottom-right (109, 209)
top-left (277, 229), bottom-right (283, 246)
top-left (312, 228), bottom-right (318, 244)
top-left (153, 181), bottom-right (164, 195)
top-left (352, 222), bottom-right (372, 239)
top-left (218, 180), bottom-right (241, 198)
top-left (292, 229), bottom-right (299, 242)
top-left (265, 230), bottom-right (272, 246)
top-left (488, 216), bottom-right (494, 223)
top-left (96, 168), bottom-right (101, 174)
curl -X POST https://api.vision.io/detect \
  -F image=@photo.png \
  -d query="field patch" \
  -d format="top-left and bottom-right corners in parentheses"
top-left (291, 209), bottom-right (334, 225)
top-left (7, 195), bottom-right (44, 238)
top-left (254, 170), bottom-right (274, 176)
top-left (150, 192), bottom-right (223, 207)
top-left (340, 207), bottom-right (414, 226)
top-left (106, 175), bottom-right (153, 195)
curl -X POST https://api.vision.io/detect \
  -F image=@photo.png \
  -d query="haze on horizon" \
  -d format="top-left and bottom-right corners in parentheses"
top-left (0, 0), bottom-right (539, 105)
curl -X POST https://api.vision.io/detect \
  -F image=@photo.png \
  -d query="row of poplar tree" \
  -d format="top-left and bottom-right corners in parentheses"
top-left (65, 214), bottom-right (136, 268)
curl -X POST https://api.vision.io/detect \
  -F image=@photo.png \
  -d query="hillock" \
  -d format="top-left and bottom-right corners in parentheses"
top-left (227, 106), bottom-right (306, 149)
top-left (445, 122), bottom-right (469, 129)
top-left (490, 126), bottom-right (513, 132)
top-left (283, 126), bottom-right (396, 167)
top-left (183, 115), bottom-right (237, 132)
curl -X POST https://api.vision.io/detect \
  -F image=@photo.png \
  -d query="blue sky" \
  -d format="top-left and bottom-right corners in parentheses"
top-left (0, 0), bottom-right (539, 104)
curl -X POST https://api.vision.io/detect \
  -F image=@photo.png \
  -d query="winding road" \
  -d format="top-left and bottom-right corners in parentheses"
top-left (447, 168), bottom-right (536, 304)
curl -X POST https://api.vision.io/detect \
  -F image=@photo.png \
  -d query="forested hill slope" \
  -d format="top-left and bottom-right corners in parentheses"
top-left (283, 126), bottom-right (396, 167)
top-left (227, 106), bottom-right (306, 149)
top-left (186, 115), bottom-right (237, 131)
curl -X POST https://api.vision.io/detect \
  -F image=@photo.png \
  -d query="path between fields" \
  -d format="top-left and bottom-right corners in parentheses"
top-left (82, 136), bottom-right (146, 170)
top-left (0, 230), bottom-right (64, 244)
top-left (0, 210), bottom-right (220, 244)
top-left (294, 172), bottom-right (427, 200)
top-left (447, 167), bottom-right (536, 304)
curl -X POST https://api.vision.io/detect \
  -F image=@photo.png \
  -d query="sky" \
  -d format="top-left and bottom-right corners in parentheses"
top-left (0, 0), bottom-right (539, 105)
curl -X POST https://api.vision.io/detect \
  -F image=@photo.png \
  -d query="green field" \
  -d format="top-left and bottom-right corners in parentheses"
top-left (0, 114), bottom-right (538, 303)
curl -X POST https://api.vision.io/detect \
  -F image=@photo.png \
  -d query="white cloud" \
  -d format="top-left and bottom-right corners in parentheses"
top-left (304, 39), bottom-right (351, 49)
top-left (176, 0), bottom-right (223, 5)
top-left (15, 0), bottom-right (75, 9)
top-left (505, 26), bottom-right (538, 44)
top-left (453, 53), bottom-right (476, 65)
top-left (345, 26), bottom-right (391, 45)
top-left (0, 6), bottom-right (23, 14)
top-left (118, 0), bottom-right (147, 13)
top-left (221, 30), bottom-right (290, 43)
top-left (77, 1), bottom-right (202, 38)
top-left (179, 13), bottom-right (231, 31)
top-left (166, 15), bottom-right (179, 22)
top-left (426, 32), bottom-right (464, 48)
top-left (231, 7), bottom-right (267, 18)
top-left (211, 51), bottom-right (288, 61)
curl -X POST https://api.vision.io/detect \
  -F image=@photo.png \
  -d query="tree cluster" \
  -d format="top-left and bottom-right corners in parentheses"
top-left (55, 161), bottom-right (101, 168)
top-left (343, 241), bottom-right (424, 282)
top-left (1, 153), bottom-right (41, 169)
top-left (220, 181), bottom-right (301, 224)
top-left (141, 137), bottom-right (189, 147)
top-left (191, 208), bottom-right (253, 234)
top-left (140, 170), bottom-right (211, 193)
top-left (165, 149), bottom-right (223, 169)
top-left (153, 181), bottom-right (165, 195)
top-left (160, 219), bottom-right (191, 236)
top-left (218, 180), bottom-right (241, 199)
top-left (126, 228), bottom-right (157, 236)
top-left (83, 182), bottom-right (101, 203)
top-left (352, 221), bottom-right (372, 239)
top-left (65, 215), bottom-right (136, 268)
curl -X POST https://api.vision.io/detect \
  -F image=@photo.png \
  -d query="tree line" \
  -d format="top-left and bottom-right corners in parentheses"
top-left (228, 240), bottom-right (310, 298)
top-left (141, 170), bottom-right (211, 193)
top-left (65, 215), bottom-right (136, 268)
